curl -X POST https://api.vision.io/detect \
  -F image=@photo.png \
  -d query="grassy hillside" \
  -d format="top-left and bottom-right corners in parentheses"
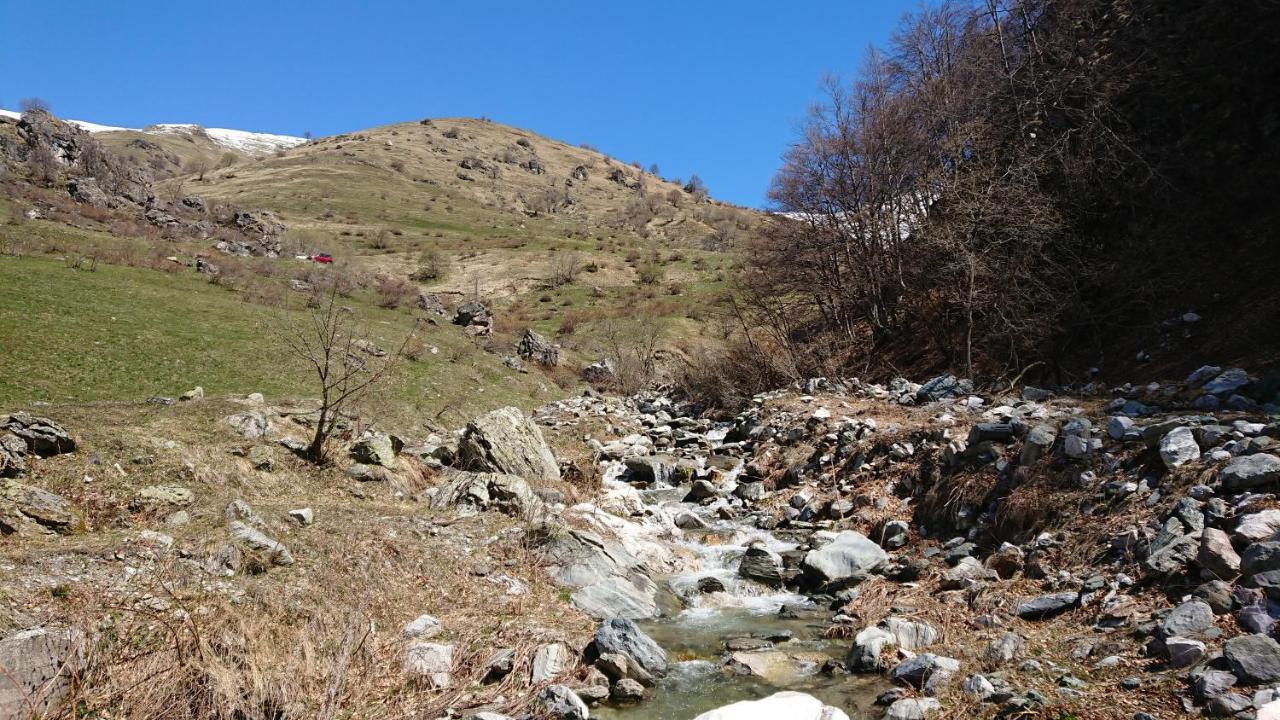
top-left (0, 252), bottom-right (554, 426)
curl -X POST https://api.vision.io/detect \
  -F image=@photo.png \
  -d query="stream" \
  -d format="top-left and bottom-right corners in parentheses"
top-left (589, 452), bottom-right (886, 719)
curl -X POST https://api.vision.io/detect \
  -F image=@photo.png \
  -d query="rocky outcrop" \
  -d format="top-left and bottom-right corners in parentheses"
top-left (429, 470), bottom-right (546, 522)
top-left (457, 407), bottom-right (559, 483)
top-left (1, 480), bottom-right (81, 534)
top-left (3, 414), bottom-right (75, 457)
top-left (0, 627), bottom-right (85, 718)
top-left (800, 531), bottom-right (887, 589)
top-left (518, 329), bottom-right (559, 367)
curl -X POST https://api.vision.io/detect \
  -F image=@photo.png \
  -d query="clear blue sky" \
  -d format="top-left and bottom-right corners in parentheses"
top-left (0, 0), bottom-right (913, 207)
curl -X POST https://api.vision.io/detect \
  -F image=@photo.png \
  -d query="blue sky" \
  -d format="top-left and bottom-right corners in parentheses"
top-left (0, 1), bottom-right (913, 207)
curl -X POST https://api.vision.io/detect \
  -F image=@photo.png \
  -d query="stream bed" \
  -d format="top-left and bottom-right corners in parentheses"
top-left (591, 461), bottom-right (887, 719)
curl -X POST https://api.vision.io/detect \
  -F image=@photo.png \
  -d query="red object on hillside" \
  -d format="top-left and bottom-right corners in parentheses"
top-left (311, 254), bottom-right (333, 264)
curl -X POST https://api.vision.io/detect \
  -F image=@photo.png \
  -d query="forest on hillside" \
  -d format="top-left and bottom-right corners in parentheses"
top-left (724, 0), bottom-right (1280, 396)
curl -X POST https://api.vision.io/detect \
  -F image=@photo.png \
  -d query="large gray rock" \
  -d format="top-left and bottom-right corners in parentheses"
top-left (0, 434), bottom-right (27, 478)
top-left (691, 691), bottom-right (850, 720)
top-left (539, 527), bottom-right (659, 619)
top-left (224, 412), bottom-right (270, 439)
top-left (1017, 592), bottom-right (1078, 619)
top-left (1224, 634), bottom-right (1280, 684)
top-left (0, 480), bottom-right (80, 534)
top-left (1204, 368), bottom-right (1251, 395)
top-left (350, 433), bottom-right (398, 468)
top-left (889, 653), bottom-right (960, 689)
top-left (1158, 599), bottom-right (1215, 639)
top-left (404, 642), bottom-right (454, 687)
top-left (1242, 542), bottom-right (1280, 576)
top-left (3, 414), bottom-right (75, 457)
top-left (1144, 533), bottom-right (1200, 575)
top-left (0, 627), bottom-right (85, 718)
top-left (457, 407), bottom-right (559, 482)
top-left (1019, 424), bottom-right (1058, 465)
top-left (538, 684), bottom-right (588, 720)
top-left (430, 470), bottom-right (546, 522)
top-left (228, 521), bottom-right (294, 566)
top-left (1159, 427), bottom-right (1200, 468)
top-left (738, 545), bottom-right (784, 588)
top-left (1222, 455), bottom-right (1280, 491)
top-left (800, 531), bottom-right (887, 588)
top-left (592, 617), bottom-right (667, 678)
top-left (1166, 636), bottom-right (1207, 668)
top-left (1200, 528), bottom-right (1242, 579)
top-left (848, 618), bottom-right (938, 671)
top-left (884, 698), bottom-right (941, 720)
top-left (530, 642), bottom-right (569, 684)
top-left (518, 329), bottom-right (559, 367)
top-left (1237, 510), bottom-right (1280, 544)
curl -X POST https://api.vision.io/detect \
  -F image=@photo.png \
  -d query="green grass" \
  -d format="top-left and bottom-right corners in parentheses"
top-left (0, 255), bottom-right (552, 425)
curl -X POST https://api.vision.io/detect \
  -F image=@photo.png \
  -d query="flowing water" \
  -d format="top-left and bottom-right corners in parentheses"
top-left (591, 456), bottom-right (886, 719)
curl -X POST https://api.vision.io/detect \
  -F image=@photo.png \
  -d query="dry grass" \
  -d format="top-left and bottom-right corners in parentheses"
top-left (2, 399), bottom-right (595, 720)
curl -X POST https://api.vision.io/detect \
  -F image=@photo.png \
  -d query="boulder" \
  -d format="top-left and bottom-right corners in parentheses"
top-left (0, 480), bottom-right (80, 533)
top-left (916, 374), bottom-right (971, 402)
top-left (457, 407), bottom-right (559, 482)
top-left (738, 545), bottom-right (785, 588)
top-left (404, 642), bottom-right (453, 688)
top-left (623, 454), bottom-right (679, 485)
top-left (0, 627), bottom-right (85, 718)
top-left (1144, 533), bottom-right (1200, 575)
top-left (538, 685), bottom-right (588, 720)
top-left (884, 698), bottom-right (941, 720)
top-left (1222, 454), bottom-right (1280, 491)
top-left (1158, 600), bottom-right (1214, 639)
top-left (800, 531), bottom-right (887, 588)
top-left (1242, 542), bottom-right (1280, 576)
top-left (3, 414), bottom-right (74, 457)
top-left (1019, 424), bottom-right (1058, 465)
top-left (350, 434), bottom-right (398, 468)
top-left (133, 484), bottom-right (195, 508)
top-left (518, 329), bottom-right (559, 367)
top-left (1159, 427), bottom-right (1200, 468)
top-left (1238, 510), bottom-right (1280, 544)
top-left (228, 521), bottom-right (294, 566)
top-left (453, 301), bottom-right (491, 328)
top-left (224, 412), bottom-right (270, 439)
top-left (889, 653), bottom-right (960, 689)
top-left (591, 617), bottom-right (667, 678)
top-left (401, 614), bottom-right (442, 640)
top-left (531, 642), bottom-right (570, 683)
top-left (0, 434), bottom-right (26, 478)
top-left (984, 632), bottom-right (1026, 666)
top-left (1017, 591), bottom-right (1079, 620)
top-left (1204, 368), bottom-right (1251, 395)
top-left (1166, 636), bottom-right (1206, 668)
top-left (691, 691), bottom-right (850, 720)
top-left (849, 618), bottom-right (938, 671)
top-left (1199, 528), bottom-right (1242, 578)
top-left (1224, 634), bottom-right (1280, 684)
top-left (430, 470), bottom-right (545, 521)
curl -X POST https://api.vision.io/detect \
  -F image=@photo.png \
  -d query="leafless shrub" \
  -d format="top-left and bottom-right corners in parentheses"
top-left (278, 285), bottom-right (418, 462)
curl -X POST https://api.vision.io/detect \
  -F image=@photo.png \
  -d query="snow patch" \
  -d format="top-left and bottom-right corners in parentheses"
top-left (0, 109), bottom-right (128, 133)
top-left (0, 110), bottom-right (306, 155)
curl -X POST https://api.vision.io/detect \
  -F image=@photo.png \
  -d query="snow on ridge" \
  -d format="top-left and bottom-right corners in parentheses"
top-left (1, 110), bottom-right (306, 155)
top-left (0, 109), bottom-right (128, 133)
top-left (148, 123), bottom-right (306, 154)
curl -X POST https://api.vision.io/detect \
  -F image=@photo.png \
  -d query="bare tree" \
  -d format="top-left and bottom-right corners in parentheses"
top-left (19, 97), bottom-right (51, 114)
top-left (547, 251), bottom-right (583, 287)
top-left (187, 157), bottom-right (210, 181)
top-left (279, 285), bottom-right (419, 462)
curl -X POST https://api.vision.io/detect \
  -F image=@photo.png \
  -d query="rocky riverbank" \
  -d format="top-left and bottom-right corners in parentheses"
top-left (3, 364), bottom-right (1280, 719)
